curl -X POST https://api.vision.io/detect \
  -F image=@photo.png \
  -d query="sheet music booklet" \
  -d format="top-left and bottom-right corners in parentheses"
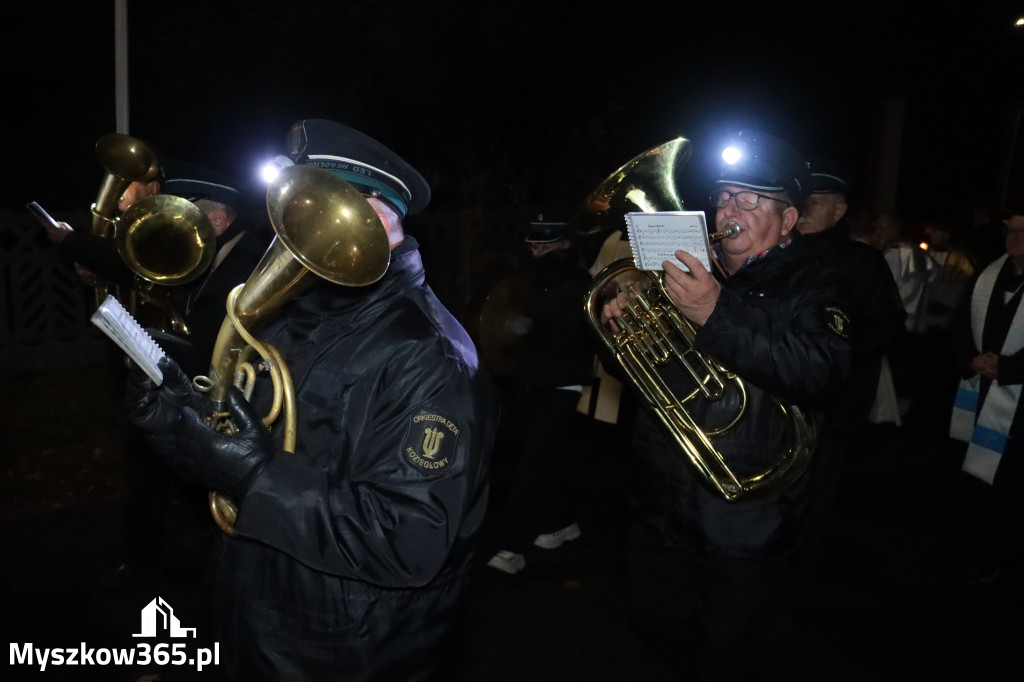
top-left (90, 295), bottom-right (166, 385)
top-left (625, 211), bottom-right (713, 272)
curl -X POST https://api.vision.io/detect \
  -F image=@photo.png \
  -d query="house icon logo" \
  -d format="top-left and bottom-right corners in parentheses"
top-left (132, 597), bottom-right (197, 638)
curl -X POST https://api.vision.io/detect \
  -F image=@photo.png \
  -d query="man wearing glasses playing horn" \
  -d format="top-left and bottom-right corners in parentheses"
top-left (602, 130), bottom-right (853, 681)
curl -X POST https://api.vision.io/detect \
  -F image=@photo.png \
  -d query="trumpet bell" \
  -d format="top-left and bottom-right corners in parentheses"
top-left (116, 194), bottom-right (216, 285)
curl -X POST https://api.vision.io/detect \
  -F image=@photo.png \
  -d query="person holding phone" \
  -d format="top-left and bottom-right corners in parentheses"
top-left (33, 161), bottom-right (270, 589)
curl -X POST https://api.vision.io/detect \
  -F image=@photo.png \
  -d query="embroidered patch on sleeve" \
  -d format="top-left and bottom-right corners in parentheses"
top-left (824, 306), bottom-right (851, 338)
top-left (403, 411), bottom-right (460, 474)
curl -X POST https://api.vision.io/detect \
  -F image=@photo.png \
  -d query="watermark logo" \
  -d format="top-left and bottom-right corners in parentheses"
top-left (10, 596), bottom-right (219, 672)
top-left (134, 597), bottom-right (196, 638)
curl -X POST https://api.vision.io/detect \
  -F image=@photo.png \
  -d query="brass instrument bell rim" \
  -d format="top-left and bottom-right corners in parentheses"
top-left (474, 273), bottom-right (540, 375)
top-left (265, 165), bottom-right (390, 288)
top-left (115, 194), bottom-right (217, 286)
top-left (575, 137), bottom-right (693, 236)
top-left (95, 133), bottom-right (160, 183)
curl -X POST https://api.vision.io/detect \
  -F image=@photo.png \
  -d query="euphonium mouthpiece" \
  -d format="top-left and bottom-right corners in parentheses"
top-left (710, 221), bottom-right (742, 241)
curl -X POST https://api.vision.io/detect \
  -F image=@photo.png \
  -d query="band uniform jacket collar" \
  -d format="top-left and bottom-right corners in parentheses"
top-left (725, 230), bottom-right (808, 297)
top-left (285, 237), bottom-right (426, 337)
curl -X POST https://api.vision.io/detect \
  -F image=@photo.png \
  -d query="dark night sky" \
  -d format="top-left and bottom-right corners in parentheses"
top-left (7, 0), bottom-right (1024, 224)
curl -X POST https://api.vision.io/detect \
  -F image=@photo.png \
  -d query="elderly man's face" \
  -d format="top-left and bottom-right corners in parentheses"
top-left (715, 184), bottom-right (798, 268)
top-left (118, 180), bottom-right (160, 212)
top-left (796, 192), bottom-right (848, 234)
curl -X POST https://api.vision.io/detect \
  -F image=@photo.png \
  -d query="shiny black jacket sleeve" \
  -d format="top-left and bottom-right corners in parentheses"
top-left (695, 246), bottom-right (853, 406)
top-left (59, 232), bottom-right (135, 284)
top-left (232, 319), bottom-right (494, 588)
top-left (842, 242), bottom-right (906, 357)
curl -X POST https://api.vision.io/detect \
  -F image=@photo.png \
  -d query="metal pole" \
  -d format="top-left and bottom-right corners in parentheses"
top-left (114, 0), bottom-right (128, 133)
top-left (870, 96), bottom-right (906, 214)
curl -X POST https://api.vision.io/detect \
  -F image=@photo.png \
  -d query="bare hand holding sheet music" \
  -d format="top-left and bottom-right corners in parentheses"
top-left (661, 250), bottom-right (722, 325)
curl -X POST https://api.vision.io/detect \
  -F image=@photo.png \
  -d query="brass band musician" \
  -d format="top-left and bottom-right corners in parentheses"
top-left (602, 130), bottom-right (853, 681)
top-left (42, 159), bottom-right (269, 587)
top-left (485, 213), bottom-right (593, 574)
top-left (124, 119), bottom-right (497, 681)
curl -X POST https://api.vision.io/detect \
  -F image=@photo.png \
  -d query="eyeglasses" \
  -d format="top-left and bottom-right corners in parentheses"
top-left (709, 189), bottom-right (790, 211)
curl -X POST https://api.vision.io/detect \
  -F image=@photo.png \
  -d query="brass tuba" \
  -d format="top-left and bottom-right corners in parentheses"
top-left (193, 164), bottom-right (391, 534)
top-left (581, 138), bottom-right (816, 501)
top-left (90, 134), bottom-right (161, 308)
top-left (576, 137), bottom-right (691, 235)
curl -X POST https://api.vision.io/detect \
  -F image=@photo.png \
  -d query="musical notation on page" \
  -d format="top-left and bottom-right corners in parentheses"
top-left (625, 211), bottom-right (712, 272)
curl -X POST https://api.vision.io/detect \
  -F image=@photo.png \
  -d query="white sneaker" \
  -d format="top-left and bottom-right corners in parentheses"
top-left (533, 522), bottom-right (581, 550)
top-left (487, 550), bottom-right (526, 575)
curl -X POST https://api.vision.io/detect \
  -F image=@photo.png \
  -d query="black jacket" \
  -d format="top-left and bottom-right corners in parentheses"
top-left (629, 232), bottom-right (853, 560)
top-left (58, 219), bottom-right (271, 376)
top-left (512, 247), bottom-right (595, 389)
top-left (211, 237), bottom-right (497, 681)
top-left (167, 222), bottom-right (271, 377)
top-left (802, 226), bottom-right (906, 436)
top-left (58, 230), bottom-right (131, 284)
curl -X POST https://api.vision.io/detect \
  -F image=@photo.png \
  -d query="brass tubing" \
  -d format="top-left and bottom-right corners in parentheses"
top-left (583, 258), bottom-right (816, 501)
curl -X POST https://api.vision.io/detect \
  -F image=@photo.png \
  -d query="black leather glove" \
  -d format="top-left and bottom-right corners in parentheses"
top-left (176, 386), bottom-right (276, 502)
top-left (124, 356), bottom-right (202, 457)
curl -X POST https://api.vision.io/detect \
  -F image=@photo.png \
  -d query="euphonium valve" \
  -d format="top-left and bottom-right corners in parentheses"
top-left (586, 260), bottom-right (816, 501)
